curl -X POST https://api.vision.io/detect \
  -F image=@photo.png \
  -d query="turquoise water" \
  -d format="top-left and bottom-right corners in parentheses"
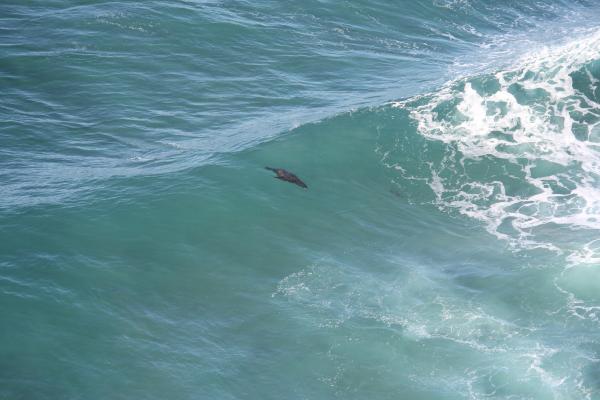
top-left (2, 1), bottom-right (600, 398)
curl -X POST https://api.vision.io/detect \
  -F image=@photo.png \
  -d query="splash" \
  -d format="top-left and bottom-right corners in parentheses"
top-left (391, 29), bottom-right (600, 254)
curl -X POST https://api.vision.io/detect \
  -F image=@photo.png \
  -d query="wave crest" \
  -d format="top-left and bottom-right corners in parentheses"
top-left (388, 30), bottom-right (600, 255)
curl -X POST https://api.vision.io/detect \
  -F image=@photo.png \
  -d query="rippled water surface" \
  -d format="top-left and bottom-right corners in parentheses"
top-left (2, 1), bottom-right (600, 399)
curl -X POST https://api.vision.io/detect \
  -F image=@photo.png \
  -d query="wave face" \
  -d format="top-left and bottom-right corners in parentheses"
top-left (2, 1), bottom-right (600, 400)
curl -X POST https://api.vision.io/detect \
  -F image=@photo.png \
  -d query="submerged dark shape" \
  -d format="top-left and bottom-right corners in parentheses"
top-left (265, 167), bottom-right (308, 189)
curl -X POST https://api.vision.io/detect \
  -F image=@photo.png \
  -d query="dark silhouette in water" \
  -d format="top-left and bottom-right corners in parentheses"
top-left (265, 167), bottom-right (308, 189)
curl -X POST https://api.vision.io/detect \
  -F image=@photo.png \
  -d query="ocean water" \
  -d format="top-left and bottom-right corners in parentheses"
top-left (2, 1), bottom-right (600, 399)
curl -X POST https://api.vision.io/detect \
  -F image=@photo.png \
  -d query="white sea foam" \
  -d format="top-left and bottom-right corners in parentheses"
top-left (393, 28), bottom-right (600, 254)
top-left (274, 261), bottom-right (593, 398)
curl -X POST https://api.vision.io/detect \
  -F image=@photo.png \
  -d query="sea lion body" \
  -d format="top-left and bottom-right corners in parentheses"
top-left (265, 167), bottom-right (308, 189)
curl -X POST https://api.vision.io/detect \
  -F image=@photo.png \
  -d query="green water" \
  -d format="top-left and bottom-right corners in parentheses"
top-left (2, 1), bottom-right (600, 399)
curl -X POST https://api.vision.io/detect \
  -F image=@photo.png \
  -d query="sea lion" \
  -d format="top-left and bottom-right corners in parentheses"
top-left (265, 167), bottom-right (308, 189)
